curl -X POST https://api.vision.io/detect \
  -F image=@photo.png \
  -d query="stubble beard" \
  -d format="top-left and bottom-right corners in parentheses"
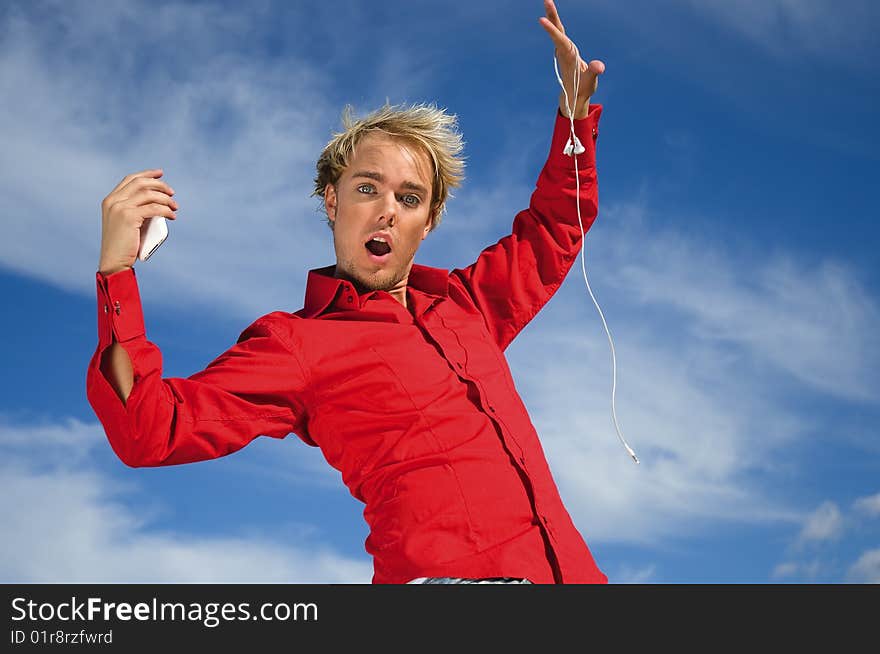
top-left (334, 254), bottom-right (411, 294)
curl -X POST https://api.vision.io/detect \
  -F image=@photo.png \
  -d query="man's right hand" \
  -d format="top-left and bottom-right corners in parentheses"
top-left (98, 168), bottom-right (178, 275)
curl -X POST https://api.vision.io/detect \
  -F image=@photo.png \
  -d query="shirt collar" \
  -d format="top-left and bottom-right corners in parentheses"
top-left (299, 263), bottom-right (449, 319)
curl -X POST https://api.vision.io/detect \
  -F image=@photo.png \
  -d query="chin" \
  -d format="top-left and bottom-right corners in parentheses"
top-left (353, 275), bottom-right (389, 292)
top-left (364, 270), bottom-right (402, 292)
top-left (339, 262), bottom-right (400, 292)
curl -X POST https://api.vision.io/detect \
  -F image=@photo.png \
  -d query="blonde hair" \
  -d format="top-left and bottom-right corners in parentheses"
top-left (313, 102), bottom-right (465, 231)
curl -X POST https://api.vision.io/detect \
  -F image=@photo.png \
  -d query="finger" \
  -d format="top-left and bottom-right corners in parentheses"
top-left (124, 189), bottom-right (178, 210)
top-left (544, 0), bottom-right (565, 34)
top-left (575, 59), bottom-right (604, 82)
top-left (111, 168), bottom-right (163, 195)
top-left (576, 62), bottom-right (602, 93)
top-left (137, 202), bottom-right (178, 221)
top-left (129, 176), bottom-right (175, 196)
top-left (116, 178), bottom-right (175, 204)
top-left (538, 17), bottom-right (572, 56)
top-left (588, 59), bottom-right (606, 75)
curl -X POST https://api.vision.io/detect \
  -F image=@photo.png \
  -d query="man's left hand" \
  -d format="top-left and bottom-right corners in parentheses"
top-left (539, 0), bottom-right (605, 120)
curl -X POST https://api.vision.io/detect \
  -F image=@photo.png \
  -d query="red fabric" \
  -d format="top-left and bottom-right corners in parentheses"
top-left (87, 106), bottom-right (607, 584)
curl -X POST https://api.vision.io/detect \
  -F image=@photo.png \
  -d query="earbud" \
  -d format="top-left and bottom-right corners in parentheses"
top-left (563, 135), bottom-right (585, 156)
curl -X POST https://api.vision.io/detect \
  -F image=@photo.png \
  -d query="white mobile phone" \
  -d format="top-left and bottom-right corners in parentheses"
top-left (138, 216), bottom-right (169, 261)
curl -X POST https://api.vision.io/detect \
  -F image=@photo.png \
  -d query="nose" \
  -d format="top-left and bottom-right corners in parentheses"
top-left (378, 191), bottom-right (397, 227)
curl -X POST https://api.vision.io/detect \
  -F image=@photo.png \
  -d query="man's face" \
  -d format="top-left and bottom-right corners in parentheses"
top-left (325, 132), bottom-right (434, 294)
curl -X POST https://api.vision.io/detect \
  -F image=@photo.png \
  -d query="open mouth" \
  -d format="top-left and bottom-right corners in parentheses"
top-left (365, 236), bottom-right (392, 258)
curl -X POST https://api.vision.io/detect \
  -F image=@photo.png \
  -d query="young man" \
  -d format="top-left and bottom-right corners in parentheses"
top-left (87, 0), bottom-right (608, 584)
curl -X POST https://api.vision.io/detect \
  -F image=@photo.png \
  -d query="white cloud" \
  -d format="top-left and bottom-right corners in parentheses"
top-left (680, 0), bottom-right (878, 62)
top-left (771, 562), bottom-right (798, 579)
top-left (0, 0), bottom-right (510, 325)
top-left (771, 559), bottom-right (826, 581)
top-left (614, 564), bottom-right (657, 584)
top-left (501, 198), bottom-right (877, 548)
top-left (774, 493), bottom-right (880, 581)
top-left (513, 316), bottom-right (804, 544)
top-left (853, 493), bottom-right (880, 518)
top-left (0, 0), bottom-right (336, 321)
top-left (796, 501), bottom-right (844, 545)
top-left (596, 202), bottom-right (880, 403)
top-left (847, 548), bottom-right (880, 583)
top-left (0, 417), bottom-right (372, 583)
top-left (586, 0), bottom-right (878, 66)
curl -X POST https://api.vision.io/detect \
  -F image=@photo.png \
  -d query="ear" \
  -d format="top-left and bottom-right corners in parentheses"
top-left (324, 184), bottom-right (338, 225)
top-left (421, 206), bottom-right (437, 240)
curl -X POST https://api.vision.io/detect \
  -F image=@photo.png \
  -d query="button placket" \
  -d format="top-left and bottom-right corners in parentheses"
top-left (428, 307), bottom-right (553, 545)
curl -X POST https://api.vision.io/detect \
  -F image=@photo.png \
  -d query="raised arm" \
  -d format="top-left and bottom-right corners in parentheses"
top-left (88, 168), bottom-right (312, 468)
top-left (450, 1), bottom-right (604, 350)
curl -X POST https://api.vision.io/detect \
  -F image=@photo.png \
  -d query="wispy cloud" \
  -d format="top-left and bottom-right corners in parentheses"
top-left (0, 0), bottom-right (517, 322)
top-left (796, 501), bottom-right (844, 546)
top-left (774, 494), bottom-right (880, 582)
top-left (680, 0), bottom-right (879, 63)
top-left (614, 564), bottom-right (657, 584)
top-left (589, 0), bottom-right (879, 67)
top-left (503, 198), bottom-right (877, 556)
top-left (771, 561), bottom-right (799, 579)
top-left (0, 0), bottom-right (336, 321)
top-left (853, 492), bottom-right (880, 518)
top-left (598, 203), bottom-right (880, 403)
top-left (847, 548), bottom-right (880, 583)
top-left (0, 416), bottom-right (372, 583)
top-left (772, 559), bottom-right (823, 581)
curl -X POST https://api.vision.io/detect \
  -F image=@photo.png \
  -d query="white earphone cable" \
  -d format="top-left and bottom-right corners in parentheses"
top-left (554, 50), bottom-right (639, 464)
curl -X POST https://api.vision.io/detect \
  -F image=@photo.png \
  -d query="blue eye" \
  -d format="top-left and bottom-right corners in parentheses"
top-left (401, 194), bottom-right (421, 207)
top-left (357, 184), bottom-right (374, 194)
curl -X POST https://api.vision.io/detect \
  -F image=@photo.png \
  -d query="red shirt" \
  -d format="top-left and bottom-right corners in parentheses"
top-left (86, 106), bottom-right (607, 584)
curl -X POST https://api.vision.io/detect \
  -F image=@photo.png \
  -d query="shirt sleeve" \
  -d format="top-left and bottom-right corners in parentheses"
top-left (85, 267), bottom-right (315, 468)
top-left (450, 104), bottom-right (602, 351)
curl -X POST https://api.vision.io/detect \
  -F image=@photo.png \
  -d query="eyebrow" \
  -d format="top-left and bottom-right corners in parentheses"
top-left (351, 170), bottom-right (429, 197)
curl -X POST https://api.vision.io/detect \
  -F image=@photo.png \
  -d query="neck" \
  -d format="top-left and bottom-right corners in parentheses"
top-left (381, 274), bottom-right (409, 308)
top-left (388, 284), bottom-right (408, 308)
top-left (334, 269), bottom-right (410, 309)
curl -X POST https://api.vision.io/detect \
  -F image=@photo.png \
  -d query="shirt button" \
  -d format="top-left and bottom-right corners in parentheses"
top-left (103, 304), bottom-right (108, 314)
top-left (347, 296), bottom-right (354, 304)
top-left (114, 300), bottom-right (121, 315)
top-left (489, 405), bottom-right (496, 413)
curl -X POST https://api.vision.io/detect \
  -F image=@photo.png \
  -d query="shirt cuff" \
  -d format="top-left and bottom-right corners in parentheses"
top-left (96, 267), bottom-right (146, 348)
top-left (547, 103), bottom-right (602, 170)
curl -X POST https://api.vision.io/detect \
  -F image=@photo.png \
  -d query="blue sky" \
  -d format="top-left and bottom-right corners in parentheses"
top-left (1, 0), bottom-right (878, 583)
